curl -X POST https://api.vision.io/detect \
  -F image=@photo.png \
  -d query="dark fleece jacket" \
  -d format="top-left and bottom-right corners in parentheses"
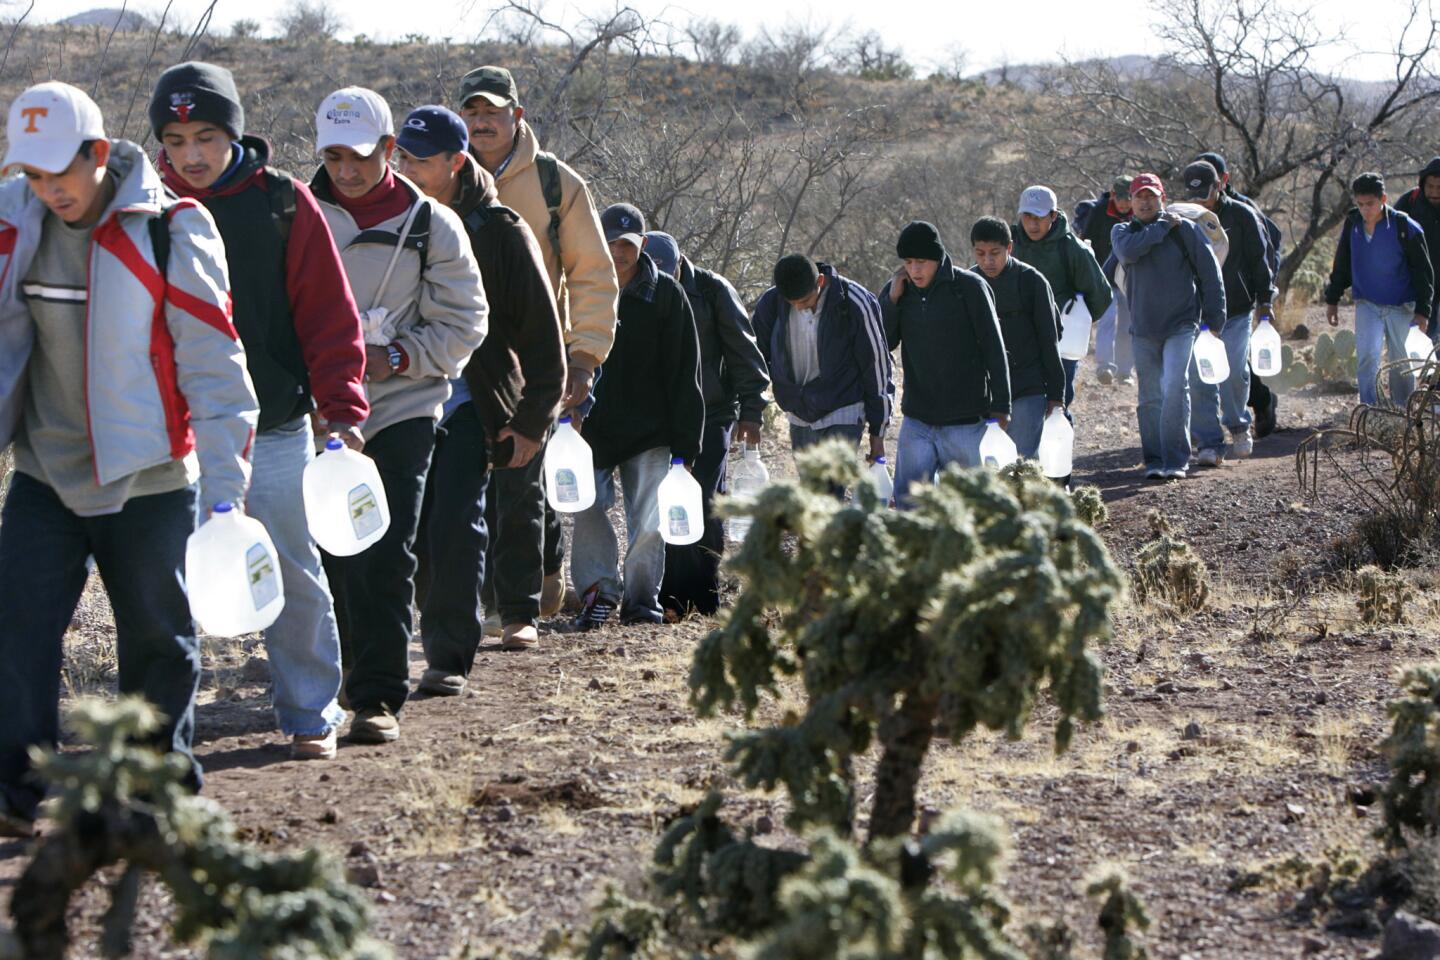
top-left (1395, 157), bottom-right (1440, 313)
top-left (452, 154), bottom-right (567, 442)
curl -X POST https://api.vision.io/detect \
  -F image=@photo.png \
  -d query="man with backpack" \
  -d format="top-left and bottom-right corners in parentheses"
top-left (643, 231), bottom-right (770, 618)
top-left (1181, 159), bottom-right (1276, 467)
top-left (311, 87), bottom-right (488, 744)
top-left (1077, 175), bottom-right (1135, 385)
top-left (1324, 172), bottom-right (1434, 408)
top-left (1112, 173), bottom-right (1227, 480)
top-left (394, 105), bottom-right (565, 677)
top-left (1395, 157), bottom-right (1440, 341)
top-left (150, 62), bottom-right (368, 761)
top-left (0, 82), bottom-right (258, 834)
top-left (458, 66), bottom-right (618, 622)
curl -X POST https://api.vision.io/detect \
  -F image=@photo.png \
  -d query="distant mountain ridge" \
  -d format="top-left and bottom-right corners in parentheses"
top-left (56, 8), bottom-right (150, 31)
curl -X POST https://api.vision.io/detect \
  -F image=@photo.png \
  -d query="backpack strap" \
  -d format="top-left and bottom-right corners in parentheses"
top-left (1167, 224), bottom-right (1202, 287)
top-left (148, 210), bottom-right (171, 284)
top-left (535, 152), bottom-right (563, 256)
top-left (263, 167), bottom-right (297, 248)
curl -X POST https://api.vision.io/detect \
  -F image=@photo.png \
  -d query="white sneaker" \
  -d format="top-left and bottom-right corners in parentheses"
top-left (1195, 448), bottom-right (1224, 468)
top-left (1229, 430), bottom-right (1254, 459)
top-left (1144, 468), bottom-right (1165, 480)
top-left (1163, 468), bottom-right (1188, 480)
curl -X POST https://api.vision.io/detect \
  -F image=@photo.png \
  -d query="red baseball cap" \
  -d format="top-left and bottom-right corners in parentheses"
top-left (1130, 173), bottom-right (1164, 198)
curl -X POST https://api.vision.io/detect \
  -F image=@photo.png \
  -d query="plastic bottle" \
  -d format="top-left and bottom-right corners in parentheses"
top-left (979, 418), bottom-right (1018, 470)
top-left (657, 457), bottom-right (704, 546)
top-left (1249, 319), bottom-right (1283, 377)
top-left (1193, 325), bottom-right (1230, 384)
top-left (1037, 407), bottom-right (1074, 478)
top-left (868, 455), bottom-right (895, 505)
top-left (726, 444), bottom-right (769, 542)
top-left (544, 416), bottom-right (597, 513)
top-left (302, 439), bottom-right (391, 557)
top-left (1058, 294), bottom-right (1092, 361)
top-left (185, 502), bottom-right (285, 637)
top-left (1406, 323), bottom-right (1433, 363)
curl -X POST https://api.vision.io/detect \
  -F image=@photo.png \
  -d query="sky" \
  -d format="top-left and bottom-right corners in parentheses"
top-left (33, 0), bottom-right (1431, 80)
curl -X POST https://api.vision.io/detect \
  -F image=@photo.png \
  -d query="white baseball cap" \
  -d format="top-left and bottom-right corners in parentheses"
top-left (1018, 185), bottom-right (1059, 218)
top-left (4, 82), bottom-right (106, 174)
top-left (314, 87), bottom-right (394, 156)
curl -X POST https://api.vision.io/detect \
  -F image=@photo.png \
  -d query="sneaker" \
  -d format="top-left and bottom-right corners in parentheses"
top-left (540, 569), bottom-right (566, 618)
top-left (483, 615), bottom-right (503, 638)
top-left (1097, 368), bottom-right (1115, 386)
top-left (0, 796), bottom-right (35, 839)
top-left (1229, 429), bottom-right (1254, 460)
top-left (1120, 374), bottom-right (1135, 386)
top-left (1163, 468), bottom-right (1188, 480)
top-left (418, 668), bottom-right (467, 696)
top-left (1195, 448), bottom-right (1224, 468)
top-left (500, 623), bottom-right (539, 651)
top-left (1255, 391), bottom-right (1278, 438)
top-left (348, 707), bottom-right (400, 744)
top-left (291, 729), bottom-right (338, 761)
top-left (572, 584), bottom-right (617, 632)
top-left (1144, 468), bottom-right (1165, 480)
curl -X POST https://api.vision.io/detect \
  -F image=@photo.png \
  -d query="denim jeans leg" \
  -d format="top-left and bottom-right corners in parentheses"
top-left (0, 474), bottom-right (92, 819)
top-left (418, 403), bottom-right (490, 677)
top-left (326, 417), bottom-right (435, 716)
top-left (618, 447), bottom-right (671, 621)
top-left (1061, 359), bottom-right (1079, 409)
top-left (1383, 303), bottom-right (1418, 406)
top-left (1095, 300), bottom-right (1119, 375)
top-left (1355, 300), bottom-right (1385, 407)
top-left (570, 467), bottom-right (621, 602)
top-left (246, 417), bottom-right (345, 736)
top-left (1131, 334), bottom-right (1164, 469)
top-left (1188, 352), bottom-right (1225, 452)
top-left (1114, 291), bottom-right (1134, 377)
top-left (894, 417), bottom-right (938, 510)
top-left (1219, 314), bottom-right (1254, 433)
top-left (1160, 330), bottom-right (1196, 472)
top-left (486, 436), bottom-right (547, 627)
top-left (91, 484), bottom-right (203, 791)
top-left (1007, 395), bottom-right (1048, 459)
top-left (934, 421), bottom-right (987, 470)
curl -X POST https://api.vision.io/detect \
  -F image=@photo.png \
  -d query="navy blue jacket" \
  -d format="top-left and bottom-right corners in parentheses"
top-left (1212, 193), bottom-right (1276, 318)
top-left (1111, 216), bottom-right (1227, 339)
top-left (1325, 205), bottom-right (1435, 318)
top-left (753, 263), bottom-right (893, 434)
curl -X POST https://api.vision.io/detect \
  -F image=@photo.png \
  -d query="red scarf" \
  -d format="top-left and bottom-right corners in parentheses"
top-left (334, 169), bottom-right (412, 229)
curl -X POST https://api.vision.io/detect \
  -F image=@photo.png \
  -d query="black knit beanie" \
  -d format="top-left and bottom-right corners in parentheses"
top-left (896, 221), bottom-right (946, 262)
top-left (774, 254), bottom-right (820, 301)
top-left (149, 62), bottom-right (244, 139)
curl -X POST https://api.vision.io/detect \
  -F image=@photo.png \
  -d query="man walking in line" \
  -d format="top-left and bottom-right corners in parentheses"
top-left (0, 83), bottom-right (258, 834)
top-left (151, 61), bottom-right (368, 760)
top-left (1079, 175), bottom-right (1135, 385)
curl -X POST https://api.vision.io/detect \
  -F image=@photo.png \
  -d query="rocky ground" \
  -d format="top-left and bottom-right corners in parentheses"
top-left (1, 306), bottom-right (1436, 959)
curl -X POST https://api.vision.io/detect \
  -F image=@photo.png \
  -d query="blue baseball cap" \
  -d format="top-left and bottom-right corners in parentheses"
top-left (396, 105), bottom-right (468, 159)
top-left (643, 231), bottom-right (680, 277)
top-left (601, 202), bottom-right (646, 248)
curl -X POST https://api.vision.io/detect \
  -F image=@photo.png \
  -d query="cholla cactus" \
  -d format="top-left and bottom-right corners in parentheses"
top-left (1380, 666), bottom-right (1440, 848)
top-left (696, 441), bottom-right (1122, 841)
top-left (1356, 565), bottom-right (1412, 624)
top-left (1085, 869), bottom-right (1150, 960)
top-left (11, 697), bottom-right (390, 960)
top-left (1132, 512), bottom-right (1209, 613)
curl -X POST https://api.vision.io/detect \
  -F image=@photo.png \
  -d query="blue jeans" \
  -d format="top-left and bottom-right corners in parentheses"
top-left (247, 417), bottom-right (344, 736)
top-left (789, 421), bottom-right (866, 497)
top-left (1132, 330), bottom-right (1196, 472)
top-left (1356, 300), bottom-right (1417, 407)
top-left (894, 417), bottom-right (987, 509)
top-left (1007, 394), bottom-right (1049, 460)
top-left (1062, 359), bottom-right (1079, 410)
top-left (1190, 314), bottom-right (1254, 450)
top-left (571, 446), bottom-right (670, 622)
top-left (0, 473), bottom-right (201, 821)
top-left (1096, 290), bottom-right (1133, 378)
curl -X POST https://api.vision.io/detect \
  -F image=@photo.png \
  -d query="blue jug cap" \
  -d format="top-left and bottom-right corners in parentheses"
top-left (213, 501), bottom-right (233, 513)
top-left (325, 438), bottom-right (344, 451)
top-left (985, 417), bottom-right (1000, 425)
top-left (671, 456), bottom-right (685, 465)
top-left (1199, 324), bottom-right (1211, 332)
top-left (874, 456), bottom-right (886, 465)
top-left (559, 415), bottom-right (573, 424)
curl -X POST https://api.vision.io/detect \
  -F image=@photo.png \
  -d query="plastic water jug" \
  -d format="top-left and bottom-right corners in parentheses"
top-left (1406, 323), bottom-right (1433, 363)
top-left (544, 417), bottom-right (596, 513)
top-left (1037, 407), bottom-right (1074, 478)
top-left (1250, 319), bottom-right (1283, 377)
top-left (185, 502), bottom-right (285, 637)
top-left (1058, 294), bottom-right (1092, 361)
top-left (302, 439), bottom-right (390, 557)
top-left (657, 457), bottom-right (704, 545)
top-left (868, 456), bottom-right (895, 505)
top-left (1193, 325), bottom-right (1230, 384)
top-left (979, 419), bottom-right (1018, 470)
top-left (726, 444), bottom-right (769, 542)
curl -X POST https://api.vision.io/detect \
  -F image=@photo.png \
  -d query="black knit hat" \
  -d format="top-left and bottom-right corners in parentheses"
top-left (897, 221), bottom-right (945, 262)
top-left (773, 254), bottom-right (820, 301)
top-left (149, 62), bottom-right (244, 139)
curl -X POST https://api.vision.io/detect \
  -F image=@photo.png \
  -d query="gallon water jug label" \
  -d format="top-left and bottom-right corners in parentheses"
top-left (1198, 358), bottom-right (1214, 379)
top-left (668, 506), bottom-right (690, 538)
top-left (349, 484), bottom-right (383, 538)
top-left (1258, 348), bottom-right (1272, 366)
top-left (247, 544), bottom-right (279, 611)
top-left (983, 456), bottom-right (999, 469)
top-left (555, 468), bottom-right (579, 504)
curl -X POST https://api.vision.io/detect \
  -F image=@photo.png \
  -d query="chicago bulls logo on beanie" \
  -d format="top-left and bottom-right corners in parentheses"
top-left (149, 61), bottom-right (245, 140)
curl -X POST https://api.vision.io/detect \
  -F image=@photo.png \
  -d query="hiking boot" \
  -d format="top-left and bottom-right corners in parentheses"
top-left (1096, 368), bottom-right (1115, 386)
top-left (500, 623), bottom-right (539, 651)
top-left (482, 614), bottom-right (503, 638)
top-left (348, 707), bottom-right (400, 744)
top-left (1255, 391), bottom-right (1279, 438)
top-left (291, 729), bottom-right (338, 761)
top-left (1195, 448), bottom-right (1224, 468)
top-left (1229, 429), bottom-right (1254, 460)
top-left (572, 584), bottom-right (617, 632)
top-left (540, 569), bottom-right (566, 618)
top-left (418, 668), bottom-right (467, 696)
top-left (0, 796), bottom-right (35, 839)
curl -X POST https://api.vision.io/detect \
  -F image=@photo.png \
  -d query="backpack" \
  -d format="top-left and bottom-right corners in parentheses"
top-left (1165, 202), bottom-right (1229, 265)
top-left (263, 168), bottom-right (298, 248)
top-left (535, 151), bottom-right (563, 256)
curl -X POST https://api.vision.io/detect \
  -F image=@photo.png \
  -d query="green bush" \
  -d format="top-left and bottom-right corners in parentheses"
top-left (1380, 665), bottom-right (1440, 848)
top-left (1132, 512), bottom-right (1210, 613)
top-left (1357, 565), bottom-right (1413, 624)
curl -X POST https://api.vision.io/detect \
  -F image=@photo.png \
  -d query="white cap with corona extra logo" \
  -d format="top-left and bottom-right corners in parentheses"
top-left (4, 82), bottom-right (106, 174)
top-left (314, 87), bottom-right (394, 157)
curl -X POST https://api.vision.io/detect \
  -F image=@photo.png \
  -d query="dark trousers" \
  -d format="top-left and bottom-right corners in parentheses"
top-left (1248, 370), bottom-right (1273, 411)
top-left (0, 473), bottom-right (201, 820)
top-left (481, 430), bottom-right (549, 629)
top-left (661, 420), bottom-right (733, 616)
top-left (416, 403), bottom-right (490, 677)
top-left (324, 416), bottom-right (435, 715)
top-left (541, 499), bottom-right (565, 577)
